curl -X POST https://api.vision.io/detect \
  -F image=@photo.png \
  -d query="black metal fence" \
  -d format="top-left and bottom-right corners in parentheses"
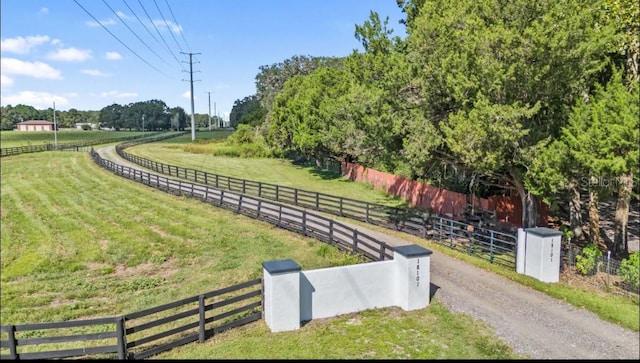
top-left (0, 278), bottom-right (262, 360)
top-left (114, 141), bottom-right (517, 268)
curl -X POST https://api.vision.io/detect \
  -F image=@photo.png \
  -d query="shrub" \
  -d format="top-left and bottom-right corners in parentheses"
top-left (227, 124), bottom-right (256, 145)
top-left (618, 251), bottom-right (639, 291)
top-left (575, 243), bottom-right (602, 275)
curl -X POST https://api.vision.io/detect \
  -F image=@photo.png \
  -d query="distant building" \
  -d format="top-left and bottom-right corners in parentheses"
top-left (75, 122), bottom-right (97, 130)
top-left (16, 120), bottom-right (54, 131)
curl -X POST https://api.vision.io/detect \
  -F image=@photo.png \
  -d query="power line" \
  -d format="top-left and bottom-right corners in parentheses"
top-left (122, 0), bottom-right (159, 44)
top-left (153, 0), bottom-right (183, 53)
top-left (164, 0), bottom-right (190, 52)
top-left (72, 0), bottom-right (171, 78)
top-left (101, 0), bottom-right (174, 69)
top-left (137, 0), bottom-right (184, 70)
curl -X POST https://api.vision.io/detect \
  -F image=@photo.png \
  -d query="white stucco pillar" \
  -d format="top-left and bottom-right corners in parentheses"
top-left (516, 228), bottom-right (526, 274)
top-left (393, 245), bottom-right (433, 311)
top-left (262, 259), bottom-right (301, 332)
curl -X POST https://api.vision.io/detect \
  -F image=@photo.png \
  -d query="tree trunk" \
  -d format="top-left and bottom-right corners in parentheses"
top-left (568, 178), bottom-right (584, 240)
top-left (612, 173), bottom-right (632, 259)
top-left (588, 187), bottom-right (605, 251)
top-left (510, 173), bottom-right (539, 228)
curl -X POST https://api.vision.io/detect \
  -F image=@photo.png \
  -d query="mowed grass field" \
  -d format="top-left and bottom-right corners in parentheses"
top-left (126, 131), bottom-right (408, 208)
top-left (0, 150), bottom-right (520, 359)
top-left (0, 130), bottom-right (147, 148)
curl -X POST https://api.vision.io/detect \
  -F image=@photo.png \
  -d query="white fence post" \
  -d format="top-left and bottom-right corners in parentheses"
top-left (262, 259), bottom-right (301, 333)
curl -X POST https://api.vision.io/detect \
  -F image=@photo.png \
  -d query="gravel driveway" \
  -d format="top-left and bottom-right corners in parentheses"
top-left (96, 145), bottom-right (640, 359)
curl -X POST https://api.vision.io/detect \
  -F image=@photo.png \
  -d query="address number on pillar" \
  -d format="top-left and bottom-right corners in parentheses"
top-left (416, 258), bottom-right (420, 287)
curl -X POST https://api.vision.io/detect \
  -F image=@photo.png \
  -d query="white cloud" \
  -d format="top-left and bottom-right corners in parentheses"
top-left (51, 39), bottom-right (62, 46)
top-left (116, 11), bottom-right (129, 20)
top-left (47, 47), bottom-right (92, 62)
top-left (105, 51), bottom-right (122, 60)
top-left (86, 19), bottom-right (116, 27)
top-left (182, 91), bottom-right (197, 100)
top-left (1, 74), bottom-right (14, 87)
top-left (81, 69), bottom-right (112, 77)
top-left (153, 20), bottom-right (182, 33)
top-left (1, 91), bottom-right (69, 109)
top-left (40, 7), bottom-right (49, 13)
top-left (0, 35), bottom-right (51, 54)
top-left (100, 91), bottom-right (138, 99)
top-left (1, 58), bottom-right (63, 79)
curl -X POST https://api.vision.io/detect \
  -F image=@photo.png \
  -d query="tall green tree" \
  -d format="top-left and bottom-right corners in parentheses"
top-left (229, 95), bottom-right (267, 128)
top-left (255, 55), bottom-right (343, 113)
top-left (99, 104), bottom-right (125, 130)
top-left (267, 66), bottom-right (353, 165)
top-left (562, 69), bottom-right (639, 257)
top-left (403, 0), bottom-right (615, 227)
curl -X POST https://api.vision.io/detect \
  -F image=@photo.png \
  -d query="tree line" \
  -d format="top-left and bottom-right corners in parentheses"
top-left (1, 100), bottom-right (224, 132)
top-left (229, 0), bottom-right (638, 258)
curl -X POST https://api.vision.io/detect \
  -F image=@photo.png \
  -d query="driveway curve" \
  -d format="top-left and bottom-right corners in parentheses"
top-left (94, 145), bottom-right (640, 359)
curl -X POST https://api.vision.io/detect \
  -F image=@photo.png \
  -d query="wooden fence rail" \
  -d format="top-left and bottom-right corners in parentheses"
top-left (113, 141), bottom-right (517, 268)
top-left (0, 279), bottom-right (262, 360)
top-left (91, 148), bottom-right (394, 262)
top-left (0, 132), bottom-right (165, 157)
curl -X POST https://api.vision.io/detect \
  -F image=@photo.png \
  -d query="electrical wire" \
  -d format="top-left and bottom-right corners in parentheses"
top-left (101, 0), bottom-right (173, 69)
top-left (153, 0), bottom-right (183, 53)
top-left (72, 0), bottom-right (172, 78)
top-left (164, 0), bottom-right (190, 52)
top-left (137, 0), bottom-right (184, 70)
top-left (122, 0), bottom-right (159, 44)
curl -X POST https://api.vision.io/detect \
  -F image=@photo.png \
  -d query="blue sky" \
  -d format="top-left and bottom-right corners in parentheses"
top-left (1, 0), bottom-right (407, 120)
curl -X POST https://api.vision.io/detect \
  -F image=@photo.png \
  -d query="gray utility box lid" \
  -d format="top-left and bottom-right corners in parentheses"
top-left (525, 227), bottom-right (563, 238)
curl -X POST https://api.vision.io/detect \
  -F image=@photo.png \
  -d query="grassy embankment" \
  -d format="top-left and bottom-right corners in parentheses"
top-left (0, 148), bottom-right (520, 359)
top-left (126, 130), bottom-right (640, 333)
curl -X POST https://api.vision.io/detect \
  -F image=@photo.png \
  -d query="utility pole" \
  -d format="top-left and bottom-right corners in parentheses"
top-left (142, 114), bottom-right (145, 134)
top-left (181, 52), bottom-right (201, 141)
top-left (207, 91), bottom-right (212, 131)
top-left (214, 102), bottom-right (218, 128)
top-left (53, 101), bottom-right (57, 147)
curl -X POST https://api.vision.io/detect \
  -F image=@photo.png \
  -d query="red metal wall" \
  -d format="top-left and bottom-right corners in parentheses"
top-left (341, 162), bottom-right (548, 228)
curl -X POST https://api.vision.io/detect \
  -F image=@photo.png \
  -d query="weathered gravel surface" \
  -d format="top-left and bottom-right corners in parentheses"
top-left (97, 145), bottom-right (640, 359)
top-left (429, 252), bottom-right (639, 359)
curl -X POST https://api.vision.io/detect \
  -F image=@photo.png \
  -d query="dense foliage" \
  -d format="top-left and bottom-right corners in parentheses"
top-left (618, 251), bottom-right (640, 291)
top-left (229, 0), bottom-right (638, 257)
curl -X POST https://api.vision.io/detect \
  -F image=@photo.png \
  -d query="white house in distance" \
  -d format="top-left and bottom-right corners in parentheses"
top-left (75, 122), bottom-right (97, 130)
top-left (16, 120), bottom-right (54, 131)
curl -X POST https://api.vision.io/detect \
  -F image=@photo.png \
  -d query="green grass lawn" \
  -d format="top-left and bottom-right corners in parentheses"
top-left (0, 130), bottom-right (147, 148)
top-left (126, 132), bottom-right (640, 332)
top-left (0, 151), bottom-right (521, 359)
top-left (126, 131), bottom-right (407, 208)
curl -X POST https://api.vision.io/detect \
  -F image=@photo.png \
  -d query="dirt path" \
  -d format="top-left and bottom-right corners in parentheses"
top-left (95, 145), bottom-right (640, 359)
